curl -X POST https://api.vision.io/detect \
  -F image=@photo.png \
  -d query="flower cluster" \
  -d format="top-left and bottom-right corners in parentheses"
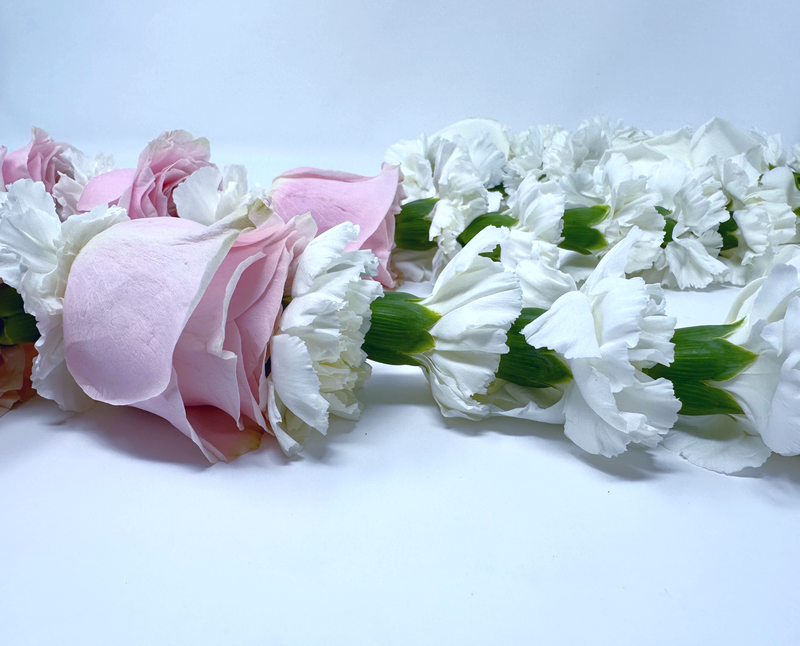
top-left (388, 117), bottom-right (800, 290)
top-left (1, 121), bottom-right (800, 477)
top-left (0, 128), bottom-right (401, 462)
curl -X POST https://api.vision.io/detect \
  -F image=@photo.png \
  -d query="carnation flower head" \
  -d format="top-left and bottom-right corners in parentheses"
top-left (0, 179), bottom-right (129, 411)
top-left (480, 227), bottom-right (680, 457)
top-left (266, 222), bottom-right (383, 455)
top-left (638, 160), bottom-right (729, 289)
top-left (558, 153), bottom-right (665, 278)
top-left (664, 257), bottom-right (800, 473)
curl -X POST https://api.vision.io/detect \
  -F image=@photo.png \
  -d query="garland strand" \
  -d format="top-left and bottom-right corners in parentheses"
top-left (0, 120), bottom-right (799, 475)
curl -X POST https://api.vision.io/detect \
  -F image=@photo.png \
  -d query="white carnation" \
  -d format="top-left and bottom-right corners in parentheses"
top-left (174, 165), bottom-right (267, 226)
top-left (412, 226), bottom-right (523, 419)
top-left (504, 125), bottom-right (565, 190)
top-left (790, 144), bottom-right (800, 173)
top-left (712, 158), bottom-right (797, 285)
top-left (487, 228), bottom-right (680, 457)
top-left (665, 259), bottom-right (800, 473)
top-left (749, 128), bottom-right (786, 168)
top-left (559, 153), bottom-right (664, 275)
top-left (640, 160), bottom-right (729, 289)
top-left (52, 147), bottom-right (115, 219)
top-left (428, 140), bottom-right (492, 259)
top-left (0, 180), bottom-right (129, 411)
top-left (500, 175), bottom-right (564, 268)
top-left (385, 136), bottom-right (435, 202)
top-left (266, 223), bottom-right (382, 455)
top-left (432, 118), bottom-right (510, 189)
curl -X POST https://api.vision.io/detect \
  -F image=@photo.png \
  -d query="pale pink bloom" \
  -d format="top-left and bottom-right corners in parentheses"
top-left (2, 128), bottom-right (71, 192)
top-left (62, 211), bottom-right (314, 462)
top-left (78, 130), bottom-right (213, 219)
top-left (270, 164), bottom-right (403, 288)
top-left (0, 343), bottom-right (36, 418)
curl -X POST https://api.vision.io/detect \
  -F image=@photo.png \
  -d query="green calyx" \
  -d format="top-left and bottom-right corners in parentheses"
top-left (657, 207), bottom-right (676, 248)
top-left (718, 216), bottom-right (739, 252)
top-left (456, 212), bottom-right (517, 247)
top-left (363, 292), bottom-right (441, 367)
top-left (644, 321), bottom-right (757, 416)
top-left (655, 206), bottom-right (671, 217)
top-left (394, 198), bottom-right (439, 251)
top-left (657, 207), bottom-right (740, 252)
top-left (455, 212), bottom-right (517, 263)
top-left (488, 183), bottom-right (508, 198)
top-left (496, 308), bottom-right (573, 388)
top-left (458, 205), bottom-right (613, 259)
top-left (0, 284), bottom-right (39, 346)
top-left (558, 205), bottom-right (610, 255)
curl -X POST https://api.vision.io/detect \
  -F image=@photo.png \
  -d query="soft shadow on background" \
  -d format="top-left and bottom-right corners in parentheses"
top-left (4, 363), bottom-right (800, 488)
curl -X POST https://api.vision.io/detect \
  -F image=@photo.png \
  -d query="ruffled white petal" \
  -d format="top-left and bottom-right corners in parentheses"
top-left (663, 416), bottom-right (772, 474)
top-left (512, 250), bottom-right (576, 310)
top-left (0, 180), bottom-right (61, 274)
top-left (517, 227), bottom-right (679, 455)
top-left (52, 147), bottom-right (115, 219)
top-left (664, 236), bottom-right (727, 289)
top-left (0, 180), bottom-right (130, 411)
top-left (268, 333), bottom-right (328, 451)
top-left (478, 380), bottom-right (567, 424)
top-left (428, 141), bottom-right (491, 257)
top-left (173, 166), bottom-right (224, 225)
top-left (564, 365), bottom-right (676, 457)
top-left (174, 164), bottom-right (259, 226)
top-left (390, 248), bottom-right (437, 284)
top-left (524, 291), bottom-right (601, 359)
top-left (499, 176), bottom-right (566, 268)
top-left (267, 222), bottom-right (382, 452)
top-left (414, 226), bottom-right (522, 419)
top-left (689, 262), bottom-right (800, 461)
top-left (385, 137), bottom-right (435, 202)
top-left (690, 118), bottom-right (763, 169)
top-left (723, 297), bottom-right (800, 456)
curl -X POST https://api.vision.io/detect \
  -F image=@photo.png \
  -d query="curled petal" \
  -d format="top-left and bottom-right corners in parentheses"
top-left (63, 216), bottom-right (247, 405)
top-left (271, 164), bottom-right (403, 287)
top-left (664, 416), bottom-right (771, 474)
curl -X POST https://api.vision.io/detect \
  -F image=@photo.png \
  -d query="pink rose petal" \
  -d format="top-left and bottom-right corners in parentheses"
top-left (63, 213), bottom-right (313, 463)
top-left (2, 128), bottom-right (70, 192)
top-left (77, 168), bottom-right (137, 211)
top-left (271, 163), bottom-right (403, 287)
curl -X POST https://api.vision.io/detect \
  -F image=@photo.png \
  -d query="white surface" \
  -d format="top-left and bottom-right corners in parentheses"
top-left (2, 289), bottom-right (800, 646)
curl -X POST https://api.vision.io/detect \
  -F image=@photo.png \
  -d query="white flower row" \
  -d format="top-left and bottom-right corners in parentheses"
top-left (409, 224), bottom-right (800, 474)
top-left (387, 117), bottom-right (800, 290)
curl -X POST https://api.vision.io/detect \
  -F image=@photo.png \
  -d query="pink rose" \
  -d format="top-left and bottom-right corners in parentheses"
top-left (270, 164), bottom-right (404, 288)
top-left (2, 127), bottom-right (71, 192)
top-left (62, 212), bottom-right (313, 462)
top-left (0, 343), bottom-right (36, 418)
top-left (78, 130), bottom-right (214, 219)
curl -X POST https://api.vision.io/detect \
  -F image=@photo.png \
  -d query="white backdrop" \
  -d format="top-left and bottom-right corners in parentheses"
top-left (1, 2), bottom-right (800, 645)
top-left (2, 0), bottom-right (799, 172)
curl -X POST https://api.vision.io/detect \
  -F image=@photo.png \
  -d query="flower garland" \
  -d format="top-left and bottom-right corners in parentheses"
top-left (1, 122), bottom-right (799, 475)
top-left (387, 117), bottom-right (800, 288)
